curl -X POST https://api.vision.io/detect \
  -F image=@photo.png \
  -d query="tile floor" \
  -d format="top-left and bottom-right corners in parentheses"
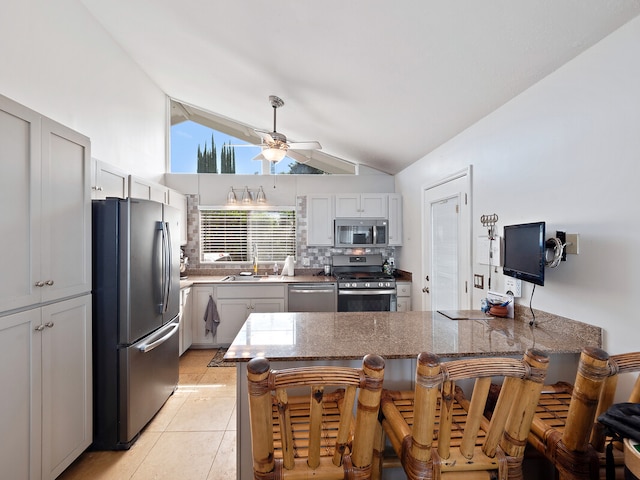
top-left (58, 349), bottom-right (236, 480)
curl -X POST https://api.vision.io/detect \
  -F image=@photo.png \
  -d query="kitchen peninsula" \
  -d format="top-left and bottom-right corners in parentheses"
top-left (225, 310), bottom-right (601, 479)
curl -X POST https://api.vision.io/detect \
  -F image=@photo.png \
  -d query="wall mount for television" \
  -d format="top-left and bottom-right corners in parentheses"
top-left (545, 230), bottom-right (579, 268)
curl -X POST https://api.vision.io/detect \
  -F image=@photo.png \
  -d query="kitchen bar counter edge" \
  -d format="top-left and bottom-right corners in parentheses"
top-left (224, 310), bottom-right (601, 362)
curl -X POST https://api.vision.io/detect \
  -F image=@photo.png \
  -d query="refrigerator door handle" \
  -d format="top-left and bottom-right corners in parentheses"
top-left (164, 221), bottom-right (173, 313)
top-left (138, 321), bottom-right (179, 353)
top-left (155, 221), bottom-right (165, 314)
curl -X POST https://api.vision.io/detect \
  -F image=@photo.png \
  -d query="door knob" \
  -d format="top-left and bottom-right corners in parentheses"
top-left (422, 287), bottom-right (430, 293)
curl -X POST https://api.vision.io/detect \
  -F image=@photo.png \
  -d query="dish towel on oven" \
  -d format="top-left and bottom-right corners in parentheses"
top-left (203, 295), bottom-right (220, 336)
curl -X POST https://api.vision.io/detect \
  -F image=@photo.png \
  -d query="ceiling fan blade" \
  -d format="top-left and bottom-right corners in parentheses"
top-left (286, 150), bottom-right (312, 164)
top-left (287, 141), bottom-right (322, 150)
top-left (255, 130), bottom-right (275, 143)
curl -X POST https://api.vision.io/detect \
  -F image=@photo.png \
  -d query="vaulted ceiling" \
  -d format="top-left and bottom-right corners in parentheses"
top-left (81, 0), bottom-right (640, 174)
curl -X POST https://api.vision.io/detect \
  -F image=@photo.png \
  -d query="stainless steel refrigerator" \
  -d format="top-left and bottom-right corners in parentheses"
top-left (92, 197), bottom-right (181, 450)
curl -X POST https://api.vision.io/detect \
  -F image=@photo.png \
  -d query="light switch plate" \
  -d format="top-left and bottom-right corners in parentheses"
top-left (476, 235), bottom-right (502, 266)
top-left (566, 234), bottom-right (579, 254)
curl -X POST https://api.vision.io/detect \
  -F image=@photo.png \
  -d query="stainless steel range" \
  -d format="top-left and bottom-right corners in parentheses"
top-left (332, 254), bottom-right (397, 312)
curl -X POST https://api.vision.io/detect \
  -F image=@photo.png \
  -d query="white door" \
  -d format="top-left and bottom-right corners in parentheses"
top-left (422, 169), bottom-right (471, 311)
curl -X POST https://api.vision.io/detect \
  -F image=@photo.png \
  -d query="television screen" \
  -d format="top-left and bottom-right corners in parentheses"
top-left (502, 221), bottom-right (546, 286)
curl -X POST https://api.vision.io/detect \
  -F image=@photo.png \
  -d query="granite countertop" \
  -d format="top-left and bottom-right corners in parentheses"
top-left (179, 269), bottom-right (412, 289)
top-left (179, 274), bottom-right (337, 289)
top-left (224, 310), bottom-right (602, 362)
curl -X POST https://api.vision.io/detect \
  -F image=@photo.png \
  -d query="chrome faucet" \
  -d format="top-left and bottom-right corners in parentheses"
top-left (252, 244), bottom-right (258, 274)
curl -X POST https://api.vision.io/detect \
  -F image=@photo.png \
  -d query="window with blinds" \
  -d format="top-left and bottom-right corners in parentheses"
top-left (199, 208), bottom-right (296, 263)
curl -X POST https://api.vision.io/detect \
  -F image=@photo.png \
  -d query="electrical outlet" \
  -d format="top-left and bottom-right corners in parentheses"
top-left (505, 277), bottom-right (522, 297)
top-left (566, 233), bottom-right (579, 255)
top-left (302, 257), bottom-right (310, 266)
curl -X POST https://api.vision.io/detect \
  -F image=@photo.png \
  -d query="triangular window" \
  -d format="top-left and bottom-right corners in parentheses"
top-left (169, 98), bottom-right (355, 175)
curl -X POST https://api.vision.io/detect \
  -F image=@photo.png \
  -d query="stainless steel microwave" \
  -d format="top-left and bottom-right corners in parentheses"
top-left (334, 219), bottom-right (388, 247)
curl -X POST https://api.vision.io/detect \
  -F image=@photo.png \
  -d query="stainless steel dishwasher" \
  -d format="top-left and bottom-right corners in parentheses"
top-left (287, 283), bottom-right (337, 312)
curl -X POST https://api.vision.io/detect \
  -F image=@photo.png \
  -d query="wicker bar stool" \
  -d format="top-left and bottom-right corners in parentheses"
top-left (374, 349), bottom-right (549, 480)
top-left (527, 348), bottom-right (640, 480)
top-left (246, 354), bottom-right (385, 480)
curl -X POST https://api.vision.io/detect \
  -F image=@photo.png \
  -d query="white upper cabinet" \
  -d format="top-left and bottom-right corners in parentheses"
top-left (167, 188), bottom-right (188, 245)
top-left (388, 193), bottom-right (403, 246)
top-left (307, 195), bottom-right (334, 246)
top-left (40, 118), bottom-right (91, 303)
top-left (129, 174), bottom-right (169, 204)
top-left (0, 95), bottom-right (91, 313)
top-left (91, 158), bottom-right (128, 199)
top-left (335, 193), bottom-right (388, 218)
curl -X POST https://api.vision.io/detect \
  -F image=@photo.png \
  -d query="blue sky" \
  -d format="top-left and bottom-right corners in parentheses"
top-left (170, 120), bottom-right (291, 174)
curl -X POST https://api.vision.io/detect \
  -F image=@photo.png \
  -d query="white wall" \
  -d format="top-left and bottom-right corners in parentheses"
top-left (165, 172), bottom-right (395, 205)
top-left (396, 16), bottom-right (640, 365)
top-left (0, 0), bottom-right (166, 180)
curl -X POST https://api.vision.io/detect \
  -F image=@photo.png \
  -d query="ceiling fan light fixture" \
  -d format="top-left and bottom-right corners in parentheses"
top-left (262, 147), bottom-right (287, 163)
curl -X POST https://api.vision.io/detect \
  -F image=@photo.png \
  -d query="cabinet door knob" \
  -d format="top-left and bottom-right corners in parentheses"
top-left (35, 324), bottom-right (45, 331)
top-left (45, 322), bottom-right (55, 328)
top-left (35, 281), bottom-right (45, 287)
top-left (422, 287), bottom-right (430, 293)
top-left (45, 280), bottom-right (54, 286)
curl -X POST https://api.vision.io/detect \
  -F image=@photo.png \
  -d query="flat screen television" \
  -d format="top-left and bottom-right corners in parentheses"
top-left (502, 221), bottom-right (546, 286)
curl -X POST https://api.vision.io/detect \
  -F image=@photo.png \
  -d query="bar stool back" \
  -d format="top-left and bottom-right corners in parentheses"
top-left (376, 348), bottom-right (549, 480)
top-left (247, 354), bottom-right (385, 480)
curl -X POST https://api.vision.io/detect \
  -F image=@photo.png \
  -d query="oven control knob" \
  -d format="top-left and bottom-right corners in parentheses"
top-left (364, 283), bottom-right (370, 288)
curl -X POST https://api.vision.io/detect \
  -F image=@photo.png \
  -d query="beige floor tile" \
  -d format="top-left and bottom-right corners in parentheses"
top-left (226, 404), bottom-right (237, 431)
top-left (206, 430), bottom-right (237, 480)
top-left (144, 389), bottom-right (189, 432)
top-left (179, 354), bottom-right (213, 374)
top-left (179, 372), bottom-right (205, 385)
top-left (167, 396), bottom-right (236, 432)
top-left (130, 431), bottom-right (223, 480)
top-left (57, 431), bottom-right (161, 480)
top-left (196, 370), bottom-right (237, 397)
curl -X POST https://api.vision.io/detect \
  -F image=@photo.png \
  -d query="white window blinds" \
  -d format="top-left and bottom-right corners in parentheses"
top-left (200, 208), bottom-right (296, 263)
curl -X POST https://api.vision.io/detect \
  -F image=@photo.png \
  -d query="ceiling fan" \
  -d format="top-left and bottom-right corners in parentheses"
top-left (251, 95), bottom-right (322, 164)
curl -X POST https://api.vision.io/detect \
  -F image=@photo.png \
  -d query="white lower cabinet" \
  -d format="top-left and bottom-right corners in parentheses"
top-left (191, 285), bottom-right (217, 347)
top-left (215, 285), bottom-right (285, 346)
top-left (190, 284), bottom-right (286, 347)
top-left (179, 287), bottom-right (193, 355)
top-left (0, 295), bottom-right (92, 480)
top-left (396, 281), bottom-right (412, 312)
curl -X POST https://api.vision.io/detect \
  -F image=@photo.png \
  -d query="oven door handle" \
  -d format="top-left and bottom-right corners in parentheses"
top-left (338, 289), bottom-right (396, 296)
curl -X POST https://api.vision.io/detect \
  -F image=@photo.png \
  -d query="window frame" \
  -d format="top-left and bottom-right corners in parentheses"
top-left (198, 205), bottom-right (297, 265)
